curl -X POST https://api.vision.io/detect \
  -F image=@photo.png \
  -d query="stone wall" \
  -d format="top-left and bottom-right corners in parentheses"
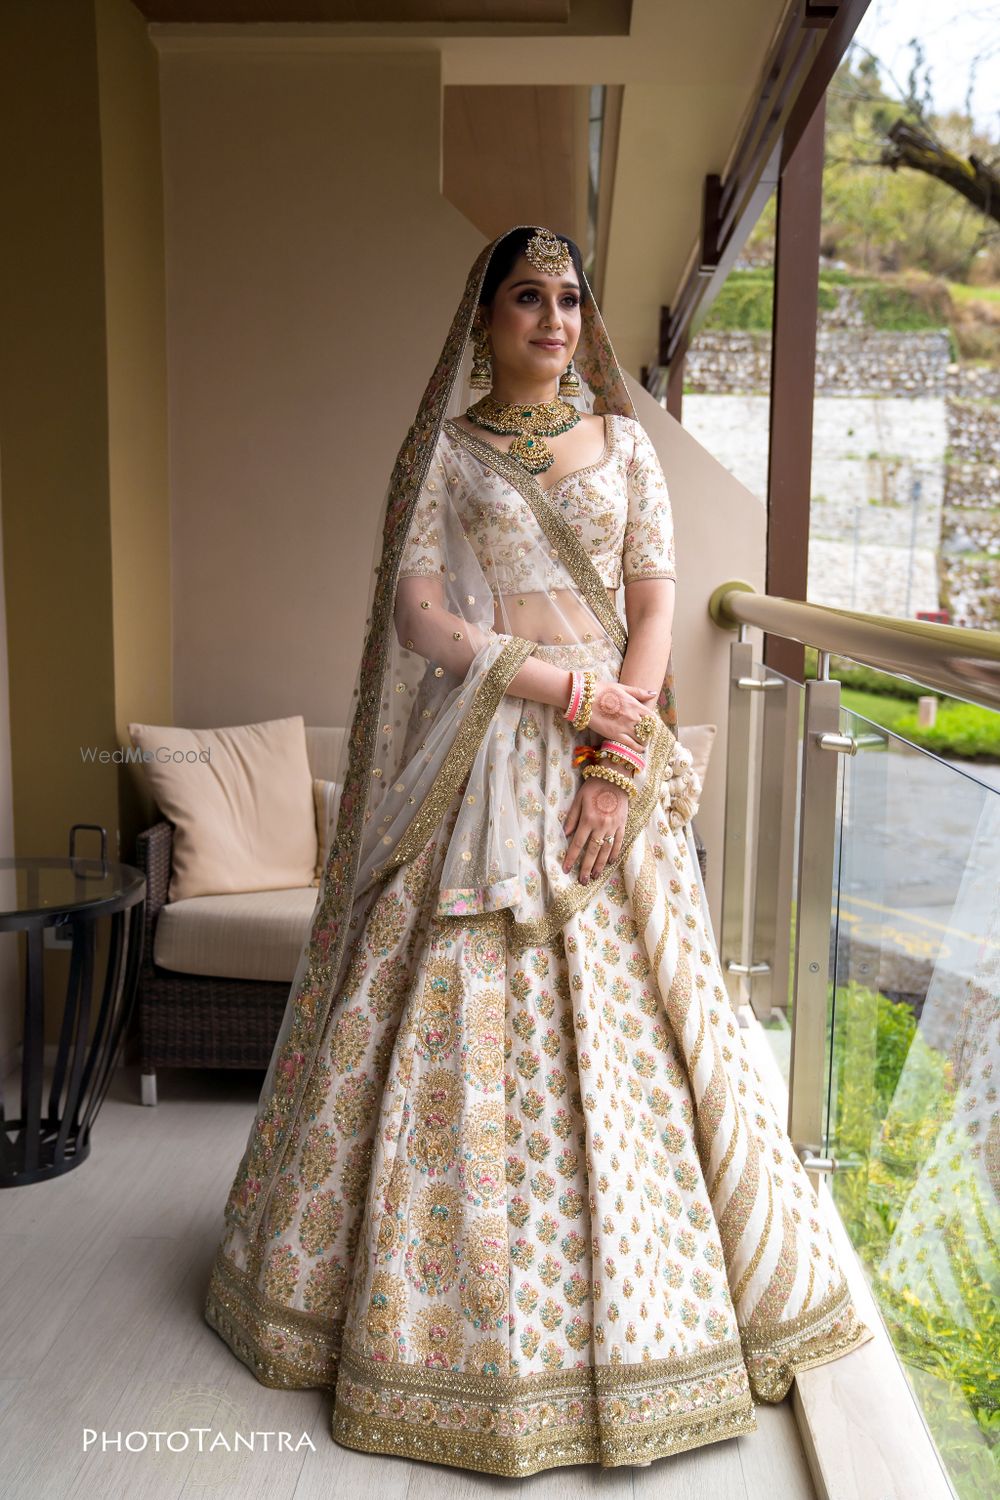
top-left (681, 309), bottom-right (999, 628)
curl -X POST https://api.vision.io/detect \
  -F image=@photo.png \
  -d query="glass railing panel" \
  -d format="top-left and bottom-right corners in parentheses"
top-left (827, 706), bottom-right (999, 1500)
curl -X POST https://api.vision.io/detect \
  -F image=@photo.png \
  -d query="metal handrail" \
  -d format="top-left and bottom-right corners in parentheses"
top-left (708, 581), bottom-right (1000, 711)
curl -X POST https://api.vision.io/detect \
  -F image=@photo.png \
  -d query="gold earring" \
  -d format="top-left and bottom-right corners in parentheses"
top-left (470, 321), bottom-right (492, 390)
top-left (559, 357), bottom-right (582, 397)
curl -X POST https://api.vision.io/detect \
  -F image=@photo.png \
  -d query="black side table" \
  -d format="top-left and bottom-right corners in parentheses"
top-left (0, 835), bottom-right (146, 1186)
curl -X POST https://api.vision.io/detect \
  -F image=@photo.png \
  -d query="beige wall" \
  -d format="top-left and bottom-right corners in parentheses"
top-left (0, 0), bottom-right (168, 1047)
top-left (159, 48), bottom-right (482, 728)
top-left (627, 379), bottom-right (766, 918)
top-left (0, 501), bottom-right (18, 1070)
top-left (97, 0), bottom-right (173, 843)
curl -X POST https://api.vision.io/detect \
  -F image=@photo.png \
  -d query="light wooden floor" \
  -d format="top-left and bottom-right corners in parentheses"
top-left (0, 1063), bottom-right (816, 1500)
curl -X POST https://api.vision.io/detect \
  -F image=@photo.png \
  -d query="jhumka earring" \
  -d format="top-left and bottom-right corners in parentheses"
top-left (469, 320), bottom-right (492, 390)
top-left (559, 357), bottom-right (582, 397)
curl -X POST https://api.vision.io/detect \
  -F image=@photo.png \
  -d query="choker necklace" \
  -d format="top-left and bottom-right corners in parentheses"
top-left (465, 393), bottom-right (581, 475)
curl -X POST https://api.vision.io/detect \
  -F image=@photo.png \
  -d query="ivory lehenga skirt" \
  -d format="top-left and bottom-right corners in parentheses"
top-left (204, 639), bottom-right (873, 1476)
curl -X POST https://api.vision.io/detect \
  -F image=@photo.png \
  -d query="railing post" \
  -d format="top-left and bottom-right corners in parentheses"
top-left (787, 674), bottom-right (843, 1162)
top-left (720, 639), bottom-right (757, 1006)
top-left (747, 671), bottom-right (801, 1021)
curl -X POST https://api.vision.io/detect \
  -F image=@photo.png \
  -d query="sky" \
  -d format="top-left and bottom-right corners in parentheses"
top-left (852, 0), bottom-right (1000, 138)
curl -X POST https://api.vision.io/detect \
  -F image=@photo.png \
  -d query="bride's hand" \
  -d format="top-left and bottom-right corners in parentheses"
top-left (561, 776), bottom-right (630, 884)
top-left (585, 678), bottom-right (659, 751)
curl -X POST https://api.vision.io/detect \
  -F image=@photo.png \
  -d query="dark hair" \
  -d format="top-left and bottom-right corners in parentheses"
top-left (479, 227), bottom-right (588, 309)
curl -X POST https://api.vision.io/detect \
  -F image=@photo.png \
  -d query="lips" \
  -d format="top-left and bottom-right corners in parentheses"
top-left (532, 340), bottom-right (564, 348)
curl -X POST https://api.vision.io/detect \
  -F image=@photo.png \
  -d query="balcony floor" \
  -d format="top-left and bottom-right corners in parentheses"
top-left (0, 1061), bottom-right (817, 1499)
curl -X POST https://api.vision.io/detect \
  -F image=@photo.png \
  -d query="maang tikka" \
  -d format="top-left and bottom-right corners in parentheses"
top-left (468, 229), bottom-right (582, 395)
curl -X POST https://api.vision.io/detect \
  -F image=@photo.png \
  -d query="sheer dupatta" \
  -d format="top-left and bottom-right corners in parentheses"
top-left (222, 228), bottom-right (691, 1239)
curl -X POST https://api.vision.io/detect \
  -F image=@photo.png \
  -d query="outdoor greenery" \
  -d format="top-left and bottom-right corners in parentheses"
top-left (801, 648), bottom-right (1000, 760)
top-left (828, 981), bottom-right (999, 1499)
top-left (700, 265), bottom-right (953, 335)
top-left (700, 54), bottom-right (1000, 354)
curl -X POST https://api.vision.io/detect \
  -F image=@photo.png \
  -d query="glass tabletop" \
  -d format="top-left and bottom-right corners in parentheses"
top-left (0, 857), bottom-right (145, 920)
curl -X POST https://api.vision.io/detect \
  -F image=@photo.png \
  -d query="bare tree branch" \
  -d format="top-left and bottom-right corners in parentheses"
top-left (882, 119), bottom-right (1000, 225)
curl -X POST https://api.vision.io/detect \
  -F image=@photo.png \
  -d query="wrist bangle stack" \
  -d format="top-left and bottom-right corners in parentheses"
top-left (563, 669), bottom-right (596, 731)
top-left (600, 739), bottom-right (645, 775)
top-left (581, 762), bottom-right (636, 798)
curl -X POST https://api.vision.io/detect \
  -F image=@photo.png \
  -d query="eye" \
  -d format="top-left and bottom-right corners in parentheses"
top-left (517, 290), bottom-right (580, 307)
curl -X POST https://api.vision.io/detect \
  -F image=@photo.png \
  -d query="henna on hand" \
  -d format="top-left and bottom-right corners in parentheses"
top-left (594, 686), bottom-right (623, 717)
top-left (593, 786), bottom-right (621, 815)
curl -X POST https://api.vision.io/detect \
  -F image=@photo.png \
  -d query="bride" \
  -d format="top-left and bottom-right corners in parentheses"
top-left (204, 225), bottom-right (873, 1475)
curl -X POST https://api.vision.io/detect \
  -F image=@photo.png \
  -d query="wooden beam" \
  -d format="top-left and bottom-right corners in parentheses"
top-left (656, 0), bottom-right (871, 373)
top-left (763, 93), bottom-right (826, 683)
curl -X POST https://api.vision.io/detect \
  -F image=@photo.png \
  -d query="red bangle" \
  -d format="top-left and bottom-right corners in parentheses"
top-left (601, 739), bottom-right (645, 772)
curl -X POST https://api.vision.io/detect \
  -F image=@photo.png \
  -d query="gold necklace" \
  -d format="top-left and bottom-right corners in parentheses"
top-left (465, 393), bottom-right (581, 475)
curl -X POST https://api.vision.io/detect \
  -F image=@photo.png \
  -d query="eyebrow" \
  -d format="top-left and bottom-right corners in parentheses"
top-left (508, 278), bottom-right (581, 292)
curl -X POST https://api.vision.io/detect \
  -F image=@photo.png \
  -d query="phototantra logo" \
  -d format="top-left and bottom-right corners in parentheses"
top-left (82, 1386), bottom-right (315, 1489)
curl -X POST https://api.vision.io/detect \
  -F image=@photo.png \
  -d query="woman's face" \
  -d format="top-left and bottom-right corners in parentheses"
top-left (479, 251), bottom-right (583, 391)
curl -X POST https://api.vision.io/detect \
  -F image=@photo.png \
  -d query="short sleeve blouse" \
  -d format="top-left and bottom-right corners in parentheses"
top-left (621, 417), bottom-right (676, 584)
top-left (397, 441), bottom-right (449, 579)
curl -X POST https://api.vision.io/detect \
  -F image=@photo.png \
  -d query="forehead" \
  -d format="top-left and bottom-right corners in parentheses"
top-left (501, 252), bottom-right (580, 290)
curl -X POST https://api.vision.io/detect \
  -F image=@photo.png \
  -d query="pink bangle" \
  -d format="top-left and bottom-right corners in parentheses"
top-left (601, 739), bottom-right (645, 771)
top-left (563, 670), bottom-right (582, 722)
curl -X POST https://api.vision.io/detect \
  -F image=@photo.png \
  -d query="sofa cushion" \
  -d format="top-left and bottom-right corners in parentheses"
top-left (153, 885), bottom-right (319, 983)
top-left (311, 778), bottom-right (343, 885)
top-left (304, 725), bottom-right (347, 783)
top-left (127, 714), bottom-right (317, 902)
top-left (677, 723), bottom-right (717, 792)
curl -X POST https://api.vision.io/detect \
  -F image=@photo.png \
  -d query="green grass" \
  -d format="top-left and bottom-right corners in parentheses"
top-left (699, 268), bottom-right (950, 334)
top-left (801, 651), bottom-right (1000, 762)
top-left (946, 281), bottom-right (1000, 307)
top-left (829, 983), bottom-right (999, 1499)
top-left (838, 689), bottom-right (1000, 760)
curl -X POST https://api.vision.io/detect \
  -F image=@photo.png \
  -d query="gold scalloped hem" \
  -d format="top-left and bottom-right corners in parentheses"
top-left (329, 1337), bottom-right (757, 1477)
top-left (205, 1248), bottom-right (340, 1391)
top-left (741, 1276), bottom-right (876, 1403)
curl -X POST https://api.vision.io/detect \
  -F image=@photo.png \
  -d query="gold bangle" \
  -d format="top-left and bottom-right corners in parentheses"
top-left (581, 762), bottom-right (636, 798)
top-left (574, 669), bottom-right (596, 730)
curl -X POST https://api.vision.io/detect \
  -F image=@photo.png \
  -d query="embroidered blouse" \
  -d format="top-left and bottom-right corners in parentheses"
top-left (397, 411), bottom-right (675, 591)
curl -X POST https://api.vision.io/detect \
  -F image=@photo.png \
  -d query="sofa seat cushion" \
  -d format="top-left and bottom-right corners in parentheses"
top-left (153, 886), bottom-right (318, 983)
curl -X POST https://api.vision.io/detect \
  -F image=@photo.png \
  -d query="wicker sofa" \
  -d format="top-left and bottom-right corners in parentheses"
top-left (133, 725), bottom-right (345, 1105)
top-left (133, 723), bottom-right (710, 1105)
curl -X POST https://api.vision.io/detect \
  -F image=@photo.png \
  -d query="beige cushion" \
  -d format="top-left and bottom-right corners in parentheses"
top-left (127, 714), bottom-right (318, 902)
top-left (677, 723), bottom-right (717, 791)
top-left (304, 725), bottom-right (347, 783)
top-left (153, 886), bottom-right (318, 982)
top-left (311, 777), bottom-right (343, 885)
